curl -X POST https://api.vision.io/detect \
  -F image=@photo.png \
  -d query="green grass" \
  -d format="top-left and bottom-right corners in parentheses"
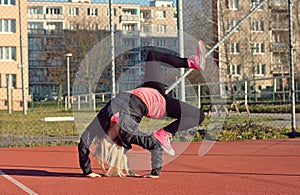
top-left (0, 101), bottom-right (297, 147)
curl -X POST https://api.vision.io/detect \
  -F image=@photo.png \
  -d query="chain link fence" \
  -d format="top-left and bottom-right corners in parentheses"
top-left (0, 0), bottom-right (299, 147)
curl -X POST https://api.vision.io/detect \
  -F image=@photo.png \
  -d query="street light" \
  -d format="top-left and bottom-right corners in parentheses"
top-left (65, 53), bottom-right (72, 109)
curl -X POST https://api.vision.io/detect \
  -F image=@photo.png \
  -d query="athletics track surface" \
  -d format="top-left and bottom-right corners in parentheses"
top-left (0, 139), bottom-right (299, 194)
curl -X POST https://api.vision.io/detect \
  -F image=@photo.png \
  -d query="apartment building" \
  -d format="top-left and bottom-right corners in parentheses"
top-left (214, 0), bottom-right (299, 96)
top-left (0, 0), bottom-right (28, 111)
top-left (27, 0), bottom-right (178, 97)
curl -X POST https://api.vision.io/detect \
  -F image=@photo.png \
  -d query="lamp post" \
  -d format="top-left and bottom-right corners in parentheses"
top-left (65, 53), bottom-right (72, 109)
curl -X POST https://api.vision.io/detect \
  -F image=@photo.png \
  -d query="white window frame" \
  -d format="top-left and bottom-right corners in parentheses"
top-left (226, 0), bottom-right (239, 10)
top-left (28, 7), bottom-right (43, 14)
top-left (0, 19), bottom-right (16, 33)
top-left (141, 25), bottom-right (151, 33)
top-left (46, 7), bottom-right (62, 15)
top-left (0, 46), bottom-right (16, 61)
top-left (156, 10), bottom-right (166, 19)
top-left (251, 42), bottom-right (265, 54)
top-left (157, 25), bottom-right (166, 33)
top-left (250, 20), bottom-right (264, 32)
top-left (225, 20), bottom-right (239, 32)
top-left (156, 39), bottom-right (166, 47)
top-left (6, 74), bottom-right (17, 88)
top-left (69, 23), bottom-right (75, 30)
top-left (87, 8), bottom-right (98, 16)
top-left (122, 24), bottom-right (136, 31)
top-left (89, 23), bottom-right (98, 31)
top-left (69, 7), bottom-right (79, 16)
top-left (0, 0), bottom-right (15, 5)
top-left (254, 63), bottom-right (266, 76)
top-left (229, 42), bottom-right (240, 54)
top-left (229, 64), bottom-right (241, 77)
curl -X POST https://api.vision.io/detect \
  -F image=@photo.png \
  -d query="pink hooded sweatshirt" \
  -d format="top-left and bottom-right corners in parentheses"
top-left (111, 87), bottom-right (166, 123)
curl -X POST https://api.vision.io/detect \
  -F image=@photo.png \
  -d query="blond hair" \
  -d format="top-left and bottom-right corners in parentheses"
top-left (91, 132), bottom-right (137, 177)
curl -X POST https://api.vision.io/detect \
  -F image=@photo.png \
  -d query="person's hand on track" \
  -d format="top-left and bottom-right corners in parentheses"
top-left (86, 172), bottom-right (101, 178)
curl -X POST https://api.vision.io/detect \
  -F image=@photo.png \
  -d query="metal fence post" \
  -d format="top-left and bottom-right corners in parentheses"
top-left (288, 0), bottom-right (296, 135)
top-left (198, 83), bottom-right (201, 108)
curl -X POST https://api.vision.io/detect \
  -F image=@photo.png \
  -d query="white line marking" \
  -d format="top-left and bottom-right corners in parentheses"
top-left (0, 169), bottom-right (38, 195)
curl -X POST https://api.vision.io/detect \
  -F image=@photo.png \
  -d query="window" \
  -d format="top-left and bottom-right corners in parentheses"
top-left (157, 25), bottom-right (166, 33)
top-left (253, 64), bottom-right (266, 76)
top-left (6, 74), bottom-right (16, 88)
top-left (28, 7), bottom-right (43, 14)
top-left (11, 74), bottom-right (16, 88)
top-left (46, 7), bottom-right (61, 15)
top-left (229, 42), bottom-right (240, 54)
top-left (174, 11), bottom-right (177, 18)
top-left (156, 39), bottom-right (166, 47)
top-left (226, 0), bottom-right (239, 10)
top-left (250, 20), bottom-right (264, 32)
top-left (156, 10), bottom-right (166, 19)
top-left (122, 38), bottom-right (136, 47)
top-left (0, 47), bottom-right (16, 61)
top-left (141, 25), bottom-right (151, 33)
top-left (89, 23), bottom-right (98, 31)
top-left (225, 20), bottom-right (239, 32)
top-left (174, 39), bottom-right (178, 47)
top-left (251, 42), bottom-right (265, 54)
top-left (87, 8), bottom-right (98, 16)
top-left (0, 0), bottom-right (15, 5)
top-left (122, 24), bottom-right (136, 31)
top-left (250, 0), bottom-right (264, 10)
top-left (0, 19), bottom-right (16, 33)
top-left (28, 22), bottom-right (43, 30)
top-left (106, 8), bottom-right (117, 17)
top-left (228, 64), bottom-right (241, 76)
top-left (69, 7), bottom-right (79, 16)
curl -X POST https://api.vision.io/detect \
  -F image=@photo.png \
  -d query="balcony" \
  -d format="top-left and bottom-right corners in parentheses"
top-left (120, 15), bottom-right (139, 22)
top-left (270, 22), bottom-right (288, 30)
top-left (120, 30), bottom-right (139, 37)
top-left (140, 17), bottom-right (153, 23)
top-left (28, 29), bottom-right (46, 35)
top-left (140, 10), bottom-right (152, 23)
top-left (271, 63), bottom-right (289, 74)
top-left (270, 42), bottom-right (288, 52)
top-left (27, 13), bottom-right (64, 20)
top-left (269, 0), bottom-right (288, 10)
top-left (27, 13), bottom-right (44, 20)
top-left (45, 14), bottom-right (64, 20)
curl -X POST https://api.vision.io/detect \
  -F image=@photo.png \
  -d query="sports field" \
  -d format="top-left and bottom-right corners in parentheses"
top-left (1, 139), bottom-right (299, 194)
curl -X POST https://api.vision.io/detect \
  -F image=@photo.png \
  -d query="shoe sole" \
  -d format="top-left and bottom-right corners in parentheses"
top-left (161, 145), bottom-right (175, 156)
top-left (198, 40), bottom-right (206, 71)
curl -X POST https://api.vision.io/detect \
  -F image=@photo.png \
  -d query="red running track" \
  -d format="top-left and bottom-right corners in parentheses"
top-left (0, 139), bottom-right (299, 194)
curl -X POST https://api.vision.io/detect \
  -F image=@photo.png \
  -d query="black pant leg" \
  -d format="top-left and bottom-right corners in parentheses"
top-left (78, 138), bottom-right (93, 175)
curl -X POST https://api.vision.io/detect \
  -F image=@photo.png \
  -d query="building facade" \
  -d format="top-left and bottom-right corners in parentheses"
top-left (0, 0), bottom-right (28, 111)
top-left (27, 0), bottom-right (178, 98)
top-left (214, 0), bottom-right (299, 98)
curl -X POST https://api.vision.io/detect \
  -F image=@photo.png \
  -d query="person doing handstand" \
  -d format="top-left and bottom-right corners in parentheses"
top-left (78, 41), bottom-right (206, 178)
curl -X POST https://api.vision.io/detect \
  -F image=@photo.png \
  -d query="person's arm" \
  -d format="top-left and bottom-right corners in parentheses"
top-left (78, 138), bottom-right (96, 177)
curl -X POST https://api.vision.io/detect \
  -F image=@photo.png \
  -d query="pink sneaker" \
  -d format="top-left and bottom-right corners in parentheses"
top-left (188, 40), bottom-right (206, 71)
top-left (152, 129), bottom-right (175, 156)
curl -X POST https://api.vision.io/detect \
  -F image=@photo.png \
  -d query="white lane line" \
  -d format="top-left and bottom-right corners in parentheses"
top-left (0, 169), bottom-right (38, 195)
